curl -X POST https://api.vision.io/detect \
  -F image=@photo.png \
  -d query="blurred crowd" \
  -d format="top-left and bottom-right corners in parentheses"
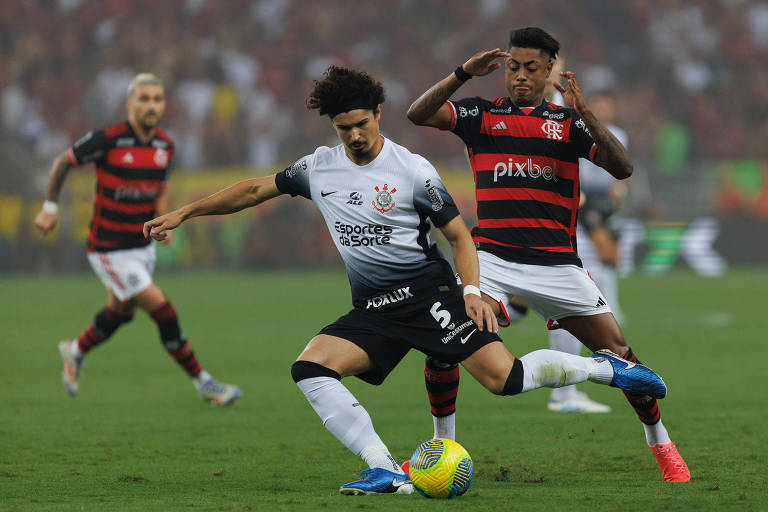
top-left (2, 0), bottom-right (767, 172)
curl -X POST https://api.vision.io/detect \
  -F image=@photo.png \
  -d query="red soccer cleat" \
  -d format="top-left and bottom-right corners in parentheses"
top-left (400, 459), bottom-right (410, 475)
top-left (650, 442), bottom-right (690, 482)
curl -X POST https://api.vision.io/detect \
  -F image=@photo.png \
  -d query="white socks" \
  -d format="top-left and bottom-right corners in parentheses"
top-left (360, 444), bottom-right (403, 474)
top-left (70, 340), bottom-right (83, 359)
top-left (519, 349), bottom-right (603, 392)
top-left (547, 328), bottom-right (584, 401)
top-left (192, 369), bottom-right (212, 390)
top-left (643, 419), bottom-right (671, 446)
top-left (433, 413), bottom-right (455, 441)
top-left (297, 376), bottom-right (402, 473)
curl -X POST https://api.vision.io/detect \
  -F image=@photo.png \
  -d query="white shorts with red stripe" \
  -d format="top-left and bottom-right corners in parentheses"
top-left (87, 245), bottom-right (156, 301)
top-left (478, 249), bottom-right (612, 325)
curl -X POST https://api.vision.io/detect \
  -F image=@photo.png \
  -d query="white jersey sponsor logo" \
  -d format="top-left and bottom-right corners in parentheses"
top-left (425, 179), bottom-right (444, 211)
top-left (441, 320), bottom-right (475, 344)
top-left (365, 287), bottom-right (414, 309)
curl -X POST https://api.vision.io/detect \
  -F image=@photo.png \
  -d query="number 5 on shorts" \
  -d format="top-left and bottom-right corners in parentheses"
top-left (430, 302), bottom-right (451, 328)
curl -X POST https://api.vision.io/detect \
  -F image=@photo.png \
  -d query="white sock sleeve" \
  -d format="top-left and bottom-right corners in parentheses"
top-left (297, 376), bottom-right (398, 470)
top-left (519, 349), bottom-right (592, 393)
top-left (548, 327), bottom-right (584, 401)
top-left (433, 413), bottom-right (455, 441)
top-left (643, 419), bottom-right (671, 446)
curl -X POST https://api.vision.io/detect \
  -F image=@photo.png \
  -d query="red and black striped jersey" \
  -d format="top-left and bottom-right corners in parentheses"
top-left (67, 121), bottom-right (174, 252)
top-left (447, 96), bottom-right (596, 266)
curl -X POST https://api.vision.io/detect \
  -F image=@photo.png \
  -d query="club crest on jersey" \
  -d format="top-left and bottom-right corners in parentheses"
top-left (541, 119), bottom-right (564, 140)
top-left (372, 184), bottom-right (396, 213)
top-left (154, 148), bottom-right (169, 167)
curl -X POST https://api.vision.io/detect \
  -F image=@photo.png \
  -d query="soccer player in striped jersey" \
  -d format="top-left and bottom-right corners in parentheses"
top-left (143, 66), bottom-right (667, 494)
top-left (407, 27), bottom-right (689, 482)
top-left (34, 73), bottom-right (241, 405)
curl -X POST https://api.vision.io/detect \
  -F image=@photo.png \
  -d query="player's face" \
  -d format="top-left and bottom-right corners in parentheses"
top-left (126, 84), bottom-right (165, 131)
top-left (504, 47), bottom-right (553, 107)
top-left (331, 106), bottom-right (382, 160)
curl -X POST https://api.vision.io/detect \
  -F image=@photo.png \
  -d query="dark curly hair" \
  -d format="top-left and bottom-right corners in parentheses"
top-left (307, 65), bottom-right (385, 117)
top-left (508, 27), bottom-right (560, 60)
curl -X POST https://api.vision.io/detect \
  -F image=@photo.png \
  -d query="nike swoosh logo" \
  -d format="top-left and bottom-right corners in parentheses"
top-left (460, 328), bottom-right (477, 344)
top-left (321, 190), bottom-right (337, 197)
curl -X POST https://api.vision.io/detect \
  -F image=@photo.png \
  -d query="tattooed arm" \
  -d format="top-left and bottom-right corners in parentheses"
top-left (407, 48), bottom-right (510, 130)
top-left (554, 71), bottom-right (632, 179)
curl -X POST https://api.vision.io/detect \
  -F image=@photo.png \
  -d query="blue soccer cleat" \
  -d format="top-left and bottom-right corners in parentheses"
top-left (339, 468), bottom-right (414, 495)
top-left (592, 349), bottom-right (667, 399)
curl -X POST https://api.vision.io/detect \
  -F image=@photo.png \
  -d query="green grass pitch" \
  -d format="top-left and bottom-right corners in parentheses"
top-left (1, 269), bottom-right (767, 511)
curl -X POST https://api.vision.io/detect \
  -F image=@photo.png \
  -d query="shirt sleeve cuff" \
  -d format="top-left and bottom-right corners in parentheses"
top-left (66, 148), bottom-right (78, 165)
top-left (445, 101), bottom-right (457, 131)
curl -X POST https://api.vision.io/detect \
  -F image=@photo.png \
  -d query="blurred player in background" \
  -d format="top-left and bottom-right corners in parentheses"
top-left (546, 90), bottom-right (630, 411)
top-left (143, 65), bottom-right (667, 494)
top-left (34, 73), bottom-right (241, 405)
top-left (408, 27), bottom-right (689, 481)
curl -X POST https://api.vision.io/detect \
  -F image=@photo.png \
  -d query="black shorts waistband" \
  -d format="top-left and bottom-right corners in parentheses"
top-left (352, 278), bottom-right (458, 313)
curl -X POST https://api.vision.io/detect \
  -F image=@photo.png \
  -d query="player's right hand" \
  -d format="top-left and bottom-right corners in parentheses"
top-left (464, 294), bottom-right (499, 333)
top-left (462, 48), bottom-right (511, 77)
top-left (34, 211), bottom-right (58, 236)
top-left (143, 211), bottom-right (183, 241)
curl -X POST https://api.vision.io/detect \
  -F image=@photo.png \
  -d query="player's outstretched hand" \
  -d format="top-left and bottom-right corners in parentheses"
top-left (462, 48), bottom-right (511, 77)
top-left (552, 71), bottom-right (588, 115)
top-left (464, 294), bottom-right (499, 333)
top-left (34, 210), bottom-right (58, 236)
top-left (143, 210), bottom-right (184, 241)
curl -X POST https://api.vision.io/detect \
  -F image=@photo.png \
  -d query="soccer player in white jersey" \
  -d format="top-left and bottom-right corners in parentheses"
top-left (144, 66), bottom-right (667, 494)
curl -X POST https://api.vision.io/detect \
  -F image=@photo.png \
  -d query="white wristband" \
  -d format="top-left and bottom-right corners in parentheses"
top-left (462, 285), bottom-right (481, 297)
top-left (42, 200), bottom-right (59, 215)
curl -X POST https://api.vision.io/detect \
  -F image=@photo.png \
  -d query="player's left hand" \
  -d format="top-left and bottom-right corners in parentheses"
top-left (464, 294), bottom-right (498, 333)
top-left (143, 210), bottom-right (184, 241)
top-left (553, 71), bottom-right (588, 116)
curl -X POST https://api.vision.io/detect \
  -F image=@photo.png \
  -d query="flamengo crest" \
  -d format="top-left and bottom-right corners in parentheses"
top-left (154, 148), bottom-right (169, 167)
top-left (372, 184), bottom-right (397, 213)
top-left (541, 119), bottom-right (564, 140)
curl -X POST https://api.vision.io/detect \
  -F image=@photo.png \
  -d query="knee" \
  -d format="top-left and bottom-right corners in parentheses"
top-left (107, 302), bottom-right (135, 318)
top-left (498, 358), bottom-right (524, 396)
top-left (479, 371), bottom-right (510, 396)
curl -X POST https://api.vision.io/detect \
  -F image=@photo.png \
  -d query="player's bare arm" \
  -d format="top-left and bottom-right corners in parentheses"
top-left (439, 216), bottom-right (498, 333)
top-left (143, 175), bottom-right (281, 241)
top-left (553, 71), bottom-right (632, 179)
top-left (407, 48), bottom-right (510, 129)
top-left (34, 151), bottom-right (75, 235)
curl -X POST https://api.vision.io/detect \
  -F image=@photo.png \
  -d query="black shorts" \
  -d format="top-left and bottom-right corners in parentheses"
top-left (319, 282), bottom-right (501, 385)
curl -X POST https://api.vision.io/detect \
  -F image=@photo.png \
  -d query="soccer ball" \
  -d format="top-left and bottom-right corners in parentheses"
top-left (408, 438), bottom-right (473, 499)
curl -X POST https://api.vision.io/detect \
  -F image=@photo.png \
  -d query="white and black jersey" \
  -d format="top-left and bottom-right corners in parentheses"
top-left (275, 137), bottom-right (461, 307)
